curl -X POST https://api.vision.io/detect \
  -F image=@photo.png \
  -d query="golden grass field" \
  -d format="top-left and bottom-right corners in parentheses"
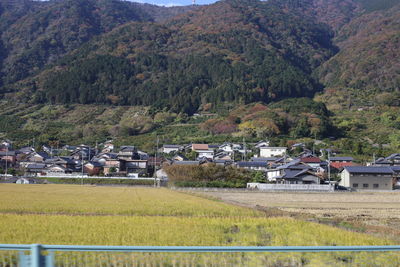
top-left (205, 191), bottom-right (400, 242)
top-left (0, 184), bottom-right (399, 266)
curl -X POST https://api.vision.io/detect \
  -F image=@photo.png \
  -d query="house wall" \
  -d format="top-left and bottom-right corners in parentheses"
top-left (260, 147), bottom-right (287, 158)
top-left (266, 169), bottom-right (280, 181)
top-left (340, 170), bottom-right (393, 190)
top-left (163, 148), bottom-right (179, 154)
top-left (198, 151), bottom-right (214, 159)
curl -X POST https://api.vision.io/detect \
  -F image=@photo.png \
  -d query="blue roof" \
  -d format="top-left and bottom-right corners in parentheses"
top-left (344, 166), bottom-right (394, 174)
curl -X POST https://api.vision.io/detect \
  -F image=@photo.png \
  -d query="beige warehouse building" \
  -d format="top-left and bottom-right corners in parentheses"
top-left (340, 166), bottom-right (394, 190)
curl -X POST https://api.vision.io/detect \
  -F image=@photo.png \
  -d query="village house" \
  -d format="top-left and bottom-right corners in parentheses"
top-left (340, 166), bottom-right (394, 190)
top-left (27, 152), bottom-right (50, 163)
top-left (101, 142), bottom-right (114, 153)
top-left (25, 163), bottom-right (46, 176)
top-left (254, 140), bottom-right (270, 148)
top-left (45, 157), bottom-right (76, 170)
top-left (0, 150), bottom-right (16, 168)
top-left (192, 144), bottom-right (214, 159)
top-left (70, 146), bottom-right (95, 160)
top-left (84, 162), bottom-right (103, 176)
top-left (44, 164), bottom-right (73, 175)
top-left (374, 153), bottom-right (400, 166)
top-left (117, 146), bottom-right (139, 160)
top-left (259, 146), bottom-right (287, 158)
top-left (214, 151), bottom-right (232, 161)
top-left (236, 161), bottom-right (268, 171)
top-left (120, 159), bottom-right (148, 175)
top-left (103, 158), bottom-right (121, 175)
top-left (275, 169), bottom-right (320, 184)
top-left (162, 145), bottom-right (182, 154)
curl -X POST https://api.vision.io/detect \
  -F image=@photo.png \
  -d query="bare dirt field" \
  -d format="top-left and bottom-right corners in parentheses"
top-left (202, 191), bottom-right (400, 242)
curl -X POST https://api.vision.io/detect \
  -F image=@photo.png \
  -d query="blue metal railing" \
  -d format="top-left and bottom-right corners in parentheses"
top-left (0, 244), bottom-right (399, 266)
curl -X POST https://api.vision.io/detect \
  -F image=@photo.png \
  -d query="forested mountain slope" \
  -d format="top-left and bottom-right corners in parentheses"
top-left (0, 0), bottom-right (397, 131)
top-left (317, 2), bottom-right (400, 107)
top-left (0, 0), bottom-right (194, 86)
top-left (9, 0), bottom-right (339, 114)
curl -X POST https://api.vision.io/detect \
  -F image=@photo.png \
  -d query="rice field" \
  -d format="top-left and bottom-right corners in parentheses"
top-left (0, 184), bottom-right (399, 266)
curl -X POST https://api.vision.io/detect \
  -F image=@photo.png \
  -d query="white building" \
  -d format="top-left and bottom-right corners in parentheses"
top-left (260, 147), bottom-right (287, 158)
top-left (162, 145), bottom-right (182, 154)
top-left (192, 144), bottom-right (214, 159)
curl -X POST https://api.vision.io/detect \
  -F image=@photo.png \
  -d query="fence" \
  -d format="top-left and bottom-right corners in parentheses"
top-left (247, 183), bottom-right (335, 192)
top-left (1, 244), bottom-right (400, 267)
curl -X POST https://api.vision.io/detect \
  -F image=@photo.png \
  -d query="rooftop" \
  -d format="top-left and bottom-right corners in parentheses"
top-left (330, 157), bottom-right (354, 161)
top-left (192, 144), bottom-right (209, 150)
top-left (344, 166), bottom-right (394, 174)
top-left (236, 161), bottom-right (267, 168)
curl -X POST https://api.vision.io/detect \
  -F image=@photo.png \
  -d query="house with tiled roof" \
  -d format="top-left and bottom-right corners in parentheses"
top-left (191, 144), bottom-right (214, 159)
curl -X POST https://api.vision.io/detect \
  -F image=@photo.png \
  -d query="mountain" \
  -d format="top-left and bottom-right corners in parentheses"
top-left (0, 0), bottom-right (398, 133)
top-left (317, 2), bottom-right (400, 107)
top-left (0, 0), bottom-right (195, 86)
top-left (5, 0), bottom-right (339, 114)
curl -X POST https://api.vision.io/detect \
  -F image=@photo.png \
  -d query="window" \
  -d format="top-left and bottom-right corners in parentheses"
top-left (353, 183), bottom-right (358, 188)
top-left (373, 184), bottom-right (379, 188)
top-left (363, 184), bottom-right (369, 188)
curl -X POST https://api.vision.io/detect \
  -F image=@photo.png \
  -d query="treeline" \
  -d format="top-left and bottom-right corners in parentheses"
top-left (164, 164), bottom-right (252, 188)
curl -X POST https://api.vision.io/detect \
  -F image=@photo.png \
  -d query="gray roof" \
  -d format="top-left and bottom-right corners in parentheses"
top-left (386, 153), bottom-right (400, 160)
top-left (330, 157), bottom-right (354, 161)
top-left (120, 146), bottom-right (136, 152)
top-left (0, 151), bottom-right (16, 156)
top-left (173, 161), bottom-right (200, 165)
top-left (283, 169), bottom-right (310, 179)
top-left (27, 163), bottom-right (46, 169)
top-left (391, 166), bottom-right (400, 172)
top-left (276, 159), bottom-right (301, 169)
top-left (251, 157), bottom-right (277, 162)
top-left (344, 166), bottom-right (394, 174)
top-left (237, 161), bottom-right (267, 168)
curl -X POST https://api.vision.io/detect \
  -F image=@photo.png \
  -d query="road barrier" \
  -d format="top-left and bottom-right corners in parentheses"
top-left (1, 244), bottom-right (399, 266)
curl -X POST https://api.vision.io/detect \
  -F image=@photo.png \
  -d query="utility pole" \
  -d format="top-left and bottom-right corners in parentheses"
top-left (154, 136), bottom-right (159, 187)
top-left (81, 150), bottom-right (84, 186)
top-left (327, 150), bottom-right (331, 184)
top-left (372, 153), bottom-right (376, 166)
top-left (5, 146), bottom-right (8, 177)
top-left (242, 137), bottom-right (246, 161)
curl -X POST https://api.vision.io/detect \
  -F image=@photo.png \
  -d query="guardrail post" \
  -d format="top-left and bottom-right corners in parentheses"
top-left (30, 244), bottom-right (43, 267)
